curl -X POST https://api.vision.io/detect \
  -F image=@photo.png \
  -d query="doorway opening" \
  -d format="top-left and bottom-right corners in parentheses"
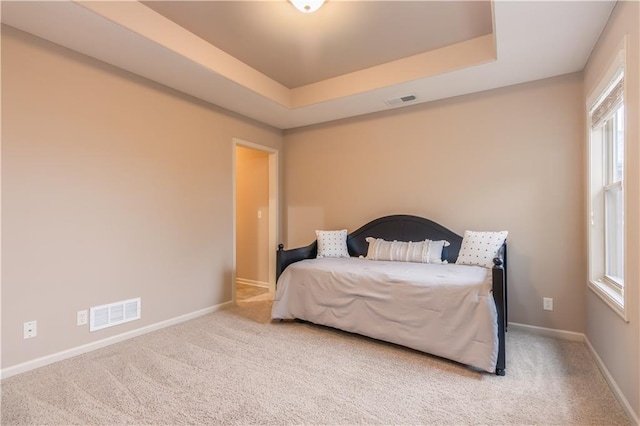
top-left (232, 138), bottom-right (278, 304)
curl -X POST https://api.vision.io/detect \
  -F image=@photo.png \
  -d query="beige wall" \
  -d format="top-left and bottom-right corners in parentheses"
top-left (1, 26), bottom-right (283, 369)
top-left (235, 146), bottom-right (269, 284)
top-left (583, 0), bottom-right (640, 419)
top-left (284, 73), bottom-right (585, 333)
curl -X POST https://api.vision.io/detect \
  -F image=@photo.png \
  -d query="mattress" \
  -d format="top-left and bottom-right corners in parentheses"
top-left (271, 257), bottom-right (499, 372)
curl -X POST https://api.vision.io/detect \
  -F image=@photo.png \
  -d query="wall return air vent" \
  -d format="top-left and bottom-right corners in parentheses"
top-left (90, 297), bottom-right (141, 332)
top-left (384, 94), bottom-right (418, 106)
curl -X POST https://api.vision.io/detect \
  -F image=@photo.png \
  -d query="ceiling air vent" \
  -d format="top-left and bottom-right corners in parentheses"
top-left (384, 94), bottom-right (418, 106)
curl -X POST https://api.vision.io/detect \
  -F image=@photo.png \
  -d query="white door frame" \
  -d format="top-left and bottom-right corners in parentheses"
top-left (232, 138), bottom-right (278, 302)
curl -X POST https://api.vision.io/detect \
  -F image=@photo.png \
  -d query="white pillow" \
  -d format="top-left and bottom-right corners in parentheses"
top-left (456, 230), bottom-right (508, 268)
top-left (365, 237), bottom-right (449, 264)
top-left (316, 229), bottom-right (350, 258)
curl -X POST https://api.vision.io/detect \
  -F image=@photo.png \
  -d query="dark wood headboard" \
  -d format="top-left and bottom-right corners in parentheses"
top-left (346, 215), bottom-right (463, 263)
top-left (277, 214), bottom-right (466, 279)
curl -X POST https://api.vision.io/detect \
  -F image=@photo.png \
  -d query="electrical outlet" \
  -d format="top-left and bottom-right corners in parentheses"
top-left (77, 310), bottom-right (88, 326)
top-left (543, 297), bottom-right (553, 311)
top-left (23, 320), bottom-right (37, 339)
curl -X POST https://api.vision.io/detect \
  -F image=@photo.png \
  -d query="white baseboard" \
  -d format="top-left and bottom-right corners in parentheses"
top-left (584, 337), bottom-right (640, 426)
top-left (236, 278), bottom-right (269, 289)
top-left (1, 300), bottom-right (233, 380)
top-left (508, 322), bottom-right (585, 342)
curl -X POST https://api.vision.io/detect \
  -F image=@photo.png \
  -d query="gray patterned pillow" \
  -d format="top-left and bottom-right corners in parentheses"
top-left (455, 230), bottom-right (508, 268)
top-left (316, 229), bottom-right (350, 258)
top-left (365, 238), bottom-right (450, 264)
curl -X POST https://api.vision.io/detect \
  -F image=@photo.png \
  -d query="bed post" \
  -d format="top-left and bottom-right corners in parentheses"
top-left (492, 244), bottom-right (507, 376)
top-left (276, 244), bottom-right (285, 282)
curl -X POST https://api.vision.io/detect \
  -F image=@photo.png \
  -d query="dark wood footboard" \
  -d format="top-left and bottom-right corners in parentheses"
top-left (276, 215), bottom-right (508, 376)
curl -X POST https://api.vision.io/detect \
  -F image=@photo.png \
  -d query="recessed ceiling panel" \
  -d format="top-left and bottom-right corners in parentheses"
top-left (143, 1), bottom-right (493, 89)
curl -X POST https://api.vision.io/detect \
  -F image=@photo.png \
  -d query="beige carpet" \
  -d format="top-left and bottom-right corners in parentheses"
top-left (1, 300), bottom-right (629, 425)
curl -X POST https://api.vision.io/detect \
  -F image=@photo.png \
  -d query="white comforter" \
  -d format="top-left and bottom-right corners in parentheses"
top-left (271, 257), bottom-right (499, 373)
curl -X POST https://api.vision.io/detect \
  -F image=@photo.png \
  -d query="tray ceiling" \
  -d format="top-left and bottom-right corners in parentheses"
top-left (1, 1), bottom-right (615, 129)
top-left (143, 1), bottom-right (493, 89)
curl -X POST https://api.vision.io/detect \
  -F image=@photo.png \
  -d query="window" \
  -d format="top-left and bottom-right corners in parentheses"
top-left (588, 49), bottom-right (626, 319)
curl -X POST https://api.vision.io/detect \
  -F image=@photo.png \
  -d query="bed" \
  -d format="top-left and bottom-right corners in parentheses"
top-left (271, 215), bottom-right (507, 375)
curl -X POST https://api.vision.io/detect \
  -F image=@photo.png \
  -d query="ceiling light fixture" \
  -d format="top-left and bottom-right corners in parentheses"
top-left (290, 0), bottom-right (325, 14)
